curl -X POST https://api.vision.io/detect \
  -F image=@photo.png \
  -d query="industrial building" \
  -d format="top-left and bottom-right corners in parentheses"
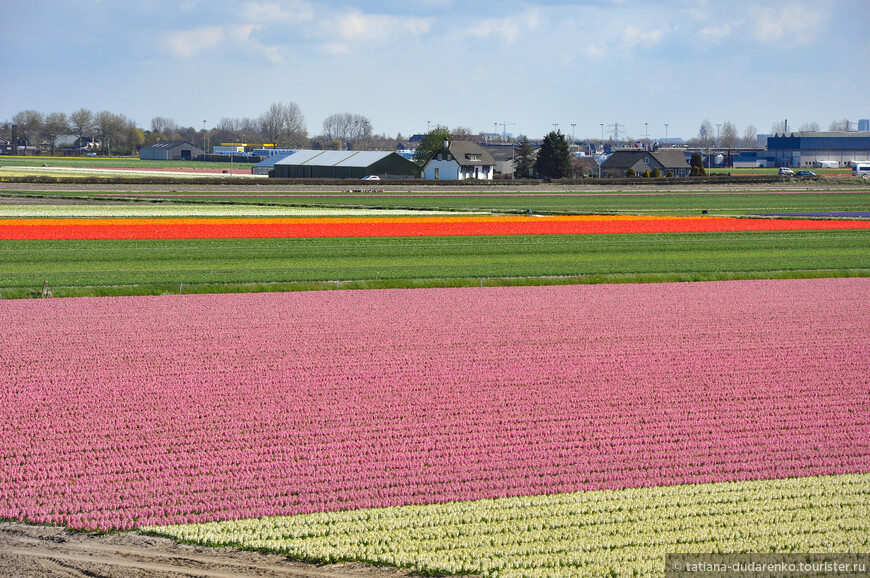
top-left (140, 141), bottom-right (205, 161)
top-left (271, 150), bottom-right (418, 179)
top-left (766, 132), bottom-right (870, 167)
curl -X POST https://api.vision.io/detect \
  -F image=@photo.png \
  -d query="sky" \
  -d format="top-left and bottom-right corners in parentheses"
top-left (2, 0), bottom-right (869, 142)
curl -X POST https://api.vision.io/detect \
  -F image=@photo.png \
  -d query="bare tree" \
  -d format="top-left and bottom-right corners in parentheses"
top-left (321, 113), bottom-right (373, 148)
top-left (770, 120), bottom-right (788, 134)
top-left (719, 121), bottom-right (738, 150)
top-left (42, 112), bottom-right (70, 155)
top-left (742, 124), bottom-right (757, 148)
top-left (69, 108), bottom-right (94, 149)
top-left (450, 126), bottom-right (476, 141)
top-left (95, 110), bottom-right (127, 156)
top-left (829, 118), bottom-right (852, 132)
top-left (150, 116), bottom-right (179, 136)
top-left (11, 110), bottom-right (44, 152)
top-left (697, 119), bottom-right (714, 150)
top-left (798, 121), bottom-right (820, 133)
top-left (259, 102), bottom-right (306, 147)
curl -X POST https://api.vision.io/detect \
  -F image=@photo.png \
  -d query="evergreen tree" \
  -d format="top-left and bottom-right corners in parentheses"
top-left (533, 131), bottom-right (572, 179)
top-left (513, 135), bottom-right (534, 178)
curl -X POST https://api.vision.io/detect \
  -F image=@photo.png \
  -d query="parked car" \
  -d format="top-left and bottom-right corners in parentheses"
top-left (796, 170), bottom-right (817, 177)
top-left (778, 167), bottom-right (794, 176)
top-left (360, 175), bottom-right (380, 181)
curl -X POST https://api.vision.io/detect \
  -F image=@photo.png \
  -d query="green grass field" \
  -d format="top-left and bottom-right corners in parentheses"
top-left (2, 230), bottom-right (868, 298)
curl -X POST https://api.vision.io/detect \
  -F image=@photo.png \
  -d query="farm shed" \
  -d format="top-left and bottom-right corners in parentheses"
top-left (601, 150), bottom-right (691, 177)
top-left (272, 150), bottom-right (418, 179)
top-left (140, 141), bottom-right (205, 161)
top-left (253, 152), bottom-right (295, 176)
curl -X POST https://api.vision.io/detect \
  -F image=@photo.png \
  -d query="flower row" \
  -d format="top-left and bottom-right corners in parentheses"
top-left (144, 472), bottom-right (870, 577)
top-left (2, 214), bottom-right (869, 240)
top-left (1, 279), bottom-right (868, 530)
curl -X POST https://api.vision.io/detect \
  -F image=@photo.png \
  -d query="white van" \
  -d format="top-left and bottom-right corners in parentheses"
top-left (853, 163), bottom-right (870, 176)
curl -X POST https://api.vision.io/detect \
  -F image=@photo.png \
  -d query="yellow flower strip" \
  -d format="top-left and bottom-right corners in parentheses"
top-left (143, 473), bottom-right (870, 577)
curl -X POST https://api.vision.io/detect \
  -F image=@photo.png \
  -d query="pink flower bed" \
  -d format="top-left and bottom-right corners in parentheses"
top-left (1, 279), bottom-right (869, 530)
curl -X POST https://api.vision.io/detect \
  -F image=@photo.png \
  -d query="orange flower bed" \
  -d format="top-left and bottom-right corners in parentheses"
top-left (1, 215), bottom-right (869, 241)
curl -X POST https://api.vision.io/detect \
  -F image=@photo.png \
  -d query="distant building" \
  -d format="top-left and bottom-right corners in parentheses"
top-left (140, 141), bottom-right (205, 161)
top-left (422, 140), bottom-right (496, 180)
top-left (859, 119), bottom-right (870, 132)
top-left (600, 150), bottom-right (691, 177)
top-left (252, 152), bottom-right (295, 176)
top-left (480, 143), bottom-right (524, 176)
top-left (272, 150), bottom-right (418, 179)
top-left (766, 132), bottom-right (870, 167)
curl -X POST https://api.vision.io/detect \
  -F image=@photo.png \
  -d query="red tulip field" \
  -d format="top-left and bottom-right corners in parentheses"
top-left (2, 214), bottom-right (870, 240)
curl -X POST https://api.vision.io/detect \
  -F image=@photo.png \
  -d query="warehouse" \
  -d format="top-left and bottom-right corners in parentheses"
top-left (767, 132), bottom-right (870, 167)
top-left (272, 150), bottom-right (418, 179)
top-left (140, 141), bottom-right (205, 161)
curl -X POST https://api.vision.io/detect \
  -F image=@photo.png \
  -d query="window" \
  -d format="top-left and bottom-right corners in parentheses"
top-left (434, 167), bottom-right (439, 180)
top-left (644, 157), bottom-right (650, 164)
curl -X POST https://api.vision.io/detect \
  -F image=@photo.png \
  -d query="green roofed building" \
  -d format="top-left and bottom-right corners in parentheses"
top-left (140, 141), bottom-right (205, 161)
top-left (271, 150), bottom-right (418, 179)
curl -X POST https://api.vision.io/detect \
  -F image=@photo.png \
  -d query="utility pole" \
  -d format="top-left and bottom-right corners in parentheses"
top-left (665, 123), bottom-right (668, 145)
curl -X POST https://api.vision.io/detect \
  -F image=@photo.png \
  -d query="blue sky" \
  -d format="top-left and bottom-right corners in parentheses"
top-left (2, 0), bottom-right (868, 141)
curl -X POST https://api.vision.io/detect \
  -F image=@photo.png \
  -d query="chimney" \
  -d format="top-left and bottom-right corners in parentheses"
top-left (443, 139), bottom-right (449, 149)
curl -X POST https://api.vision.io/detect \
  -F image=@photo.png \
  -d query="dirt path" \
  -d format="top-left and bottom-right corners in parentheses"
top-left (0, 522), bottom-right (443, 578)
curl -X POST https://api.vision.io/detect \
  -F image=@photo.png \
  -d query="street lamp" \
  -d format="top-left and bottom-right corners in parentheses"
top-left (570, 123), bottom-right (576, 145)
top-left (600, 123), bottom-right (604, 142)
top-left (202, 120), bottom-right (206, 154)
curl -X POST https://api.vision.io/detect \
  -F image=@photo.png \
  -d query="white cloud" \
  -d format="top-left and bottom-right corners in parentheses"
top-left (753, 5), bottom-right (825, 44)
top-left (336, 11), bottom-right (430, 41)
top-left (623, 25), bottom-right (664, 47)
top-left (244, 1), bottom-right (314, 23)
top-left (462, 9), bottom-right (541, 43)
top-left (165, 26), bottom-right (223, 59)
top-left (698, 22), bottom-right (735, 43)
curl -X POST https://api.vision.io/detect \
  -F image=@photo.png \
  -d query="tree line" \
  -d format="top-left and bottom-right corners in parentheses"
top-left (4, 102), bottom-right (482, 157)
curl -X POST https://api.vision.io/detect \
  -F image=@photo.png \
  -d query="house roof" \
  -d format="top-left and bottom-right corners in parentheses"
top-left (602, 150), bottom-right (689, 170)
top-left (142, 141), bottom-right (197, 150)
top-left (274, 149), bottom-right (405, 168)
top-left (426, 141), bottom-right (496, 166)
top-left (480, 144), bottom-right (528, 162)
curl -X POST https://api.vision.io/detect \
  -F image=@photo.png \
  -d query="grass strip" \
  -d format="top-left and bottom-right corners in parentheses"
top-left (1, 230), bottom-right (868, 298)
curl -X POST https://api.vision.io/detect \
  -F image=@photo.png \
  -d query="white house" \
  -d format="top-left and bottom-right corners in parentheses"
top-left (422, 140), bottom-right (496, 180)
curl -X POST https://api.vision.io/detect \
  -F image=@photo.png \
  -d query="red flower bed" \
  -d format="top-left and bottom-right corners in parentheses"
top-left (2, 215), bottom-right (869, 240)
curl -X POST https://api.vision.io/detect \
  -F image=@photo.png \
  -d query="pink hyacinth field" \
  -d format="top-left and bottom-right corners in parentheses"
top-left (1, 278), bottom-right (869, 532)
